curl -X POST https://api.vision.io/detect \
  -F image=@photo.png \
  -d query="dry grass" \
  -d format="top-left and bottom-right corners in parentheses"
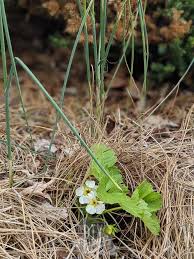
top-left (0, 91), bottom-right (194, 259)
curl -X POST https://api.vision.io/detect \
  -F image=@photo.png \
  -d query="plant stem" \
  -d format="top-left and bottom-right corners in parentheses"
top-left (14, 57), bottom-right (123, 191)
top-left (103, 207), bottom-right (122, 214)
top-left (48, 0), bottom-right (94, 154)
top-left (0, 0), bottom-right (33, 143)
top-left (138, 0), bottom-right (149, 108)
top-left (0, 3), bottom-right (7, 89)
top-left (5, 66), bottom-right (14, 187)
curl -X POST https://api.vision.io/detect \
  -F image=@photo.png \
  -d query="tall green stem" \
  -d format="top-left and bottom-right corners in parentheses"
top-left (48, 0), bottom-right (94, 154)
top-left (5, 66), bottom-right (14, 186)
top-left (14, 57), bottom-right (122, 191)
top-left (138, 0), bottom-right (149, 105)
top-left (0, 0), bottom-right (33, 143)
top-left (0, 3), bottom-right (7, 89)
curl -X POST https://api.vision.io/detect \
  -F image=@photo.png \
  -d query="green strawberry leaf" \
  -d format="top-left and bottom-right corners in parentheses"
top-left (97, 177), bottom-right (127, 204)
top-left (144, 192), bottom-right (162, 212)
top-left (90, 144), bottom-right (128, 192)
top-left (89, 144), bottom-right (162, 235)
top-left (91, 144), bottom-right (117, 169)
top-left (142, 213), bottom-right (161, 236)
top-left (89, 145), bottom-right (117, 181)
top-left (104, 166), bottom-right (128, 193)
top-left (131, 180), bottom-right (153, 200)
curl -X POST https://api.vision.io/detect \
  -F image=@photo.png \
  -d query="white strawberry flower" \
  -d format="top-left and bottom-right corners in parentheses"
top-left (76, 180), bottom-right (97, 204)
top-left (86, 198), bottom-right (105, 215)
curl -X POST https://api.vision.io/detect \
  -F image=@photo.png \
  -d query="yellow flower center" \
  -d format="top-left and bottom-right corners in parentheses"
top-left (89, 199), bottom-right (97, 206)
top-left (83, 188), bottom-right (91, 196)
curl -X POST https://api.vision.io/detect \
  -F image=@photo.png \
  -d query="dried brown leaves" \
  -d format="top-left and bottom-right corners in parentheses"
top-left (0, 92), bottom-right (194, 257)
top-left (146, 7), bottom-right (192, 43)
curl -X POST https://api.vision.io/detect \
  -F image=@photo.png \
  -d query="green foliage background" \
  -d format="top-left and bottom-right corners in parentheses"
top-left (6, 0), bottom-right (194, 86)
top-left (148, 0), bottom-right (194, 83)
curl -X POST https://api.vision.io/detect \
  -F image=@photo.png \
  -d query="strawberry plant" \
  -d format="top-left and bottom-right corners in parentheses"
top-left (76, 144), bottom-right (162, 235)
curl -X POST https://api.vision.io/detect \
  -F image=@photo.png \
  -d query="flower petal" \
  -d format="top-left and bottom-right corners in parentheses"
top-left (79, 196), bottom-right (90, 204)
top-left (86, 205), bottom-right (96, 215)
top-left (93, 185), bottom-right (98, 190)
top-left (95, 203), bottom-right (105, 214)
top-left (85, 180), bottom-right (96, 189)
top-left (75, 186), bottom-right (84, 197)
top-left (87, 191), bottom-right (96, 200)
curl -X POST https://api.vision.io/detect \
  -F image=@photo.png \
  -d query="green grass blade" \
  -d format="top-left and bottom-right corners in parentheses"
top-left (138, 0), bottom-right (149, 99)
top-left (76, 0), bottom-right (91, 85)
top-left (0, 3), bottom-right (7, 89)
top-left (95, 0), bottom-right (128, 121)
top-left (90, 2), bottom-right (99, 88)
top-left (5, 65), bottom-right (14, 187)
top-left (58, 0), bottom-right (94, 108)
top-left (48, 0), bottom-right (94, 153)
top-left (104, 27), bottom-right (135, 101)
top-left (103, 0), bottom-right (128, 70)
top-left (0, 0), bottom-right (33, 144)
top-left (99, 0), bottom-right (107, 99)
top-left (15, 57), bottom-right (122, 191)
top-left (90, 1), bottom-right (101, 121)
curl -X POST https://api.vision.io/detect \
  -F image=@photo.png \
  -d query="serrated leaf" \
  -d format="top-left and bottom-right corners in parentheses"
top-left (97, 179), bottom-right (147, 218)
top-left (88, 144), bottom-right (162, 235)
top-left (120, 197), bottom-right (161, 234)
top-left (90, 144), bottom-right (117, 181)
top-left (142, 213), bottom-right (161, 235)
top-left (97, 178), bottom-right (126, 204)
top-left (130, 181), bottom-right (162, 213)
top-left (90, 144), bottom-right (127, 192)
top-left (131, 180), bottom-right (153, 200)
top-left (104, 166), bottom-right (128, 192)
top-left (97, 179), bottom-right (162, 234)
top-left (92, 144), bottom-right (117, 168)
top-left (143, 192), bottom-right (162, 212)
top-left (119, 196), bottom-right (149, 218)
top-left (105, 167), bottom-right (122, 189)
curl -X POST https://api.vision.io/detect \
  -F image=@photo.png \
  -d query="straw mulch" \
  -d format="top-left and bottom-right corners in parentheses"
top-left (0, 92), bottom-right (193, 259)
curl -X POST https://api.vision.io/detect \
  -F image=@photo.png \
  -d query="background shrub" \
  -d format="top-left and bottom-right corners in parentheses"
top-left (7, 0), bottom-right (194, 86)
